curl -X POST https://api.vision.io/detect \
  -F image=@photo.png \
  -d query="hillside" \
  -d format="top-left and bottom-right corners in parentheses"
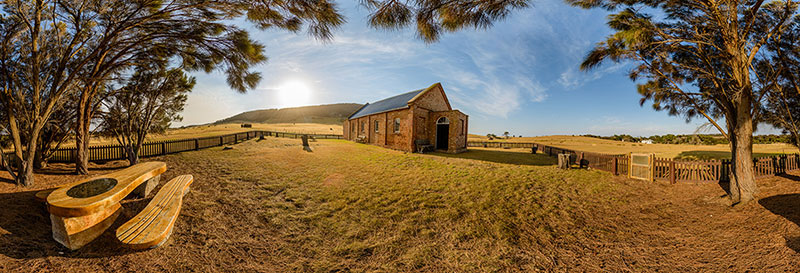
top-left (215, 103), bottom-right (362, 125)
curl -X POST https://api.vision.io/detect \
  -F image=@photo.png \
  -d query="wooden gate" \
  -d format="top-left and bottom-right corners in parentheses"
top-left (629, 153), bottom-right (654, 181)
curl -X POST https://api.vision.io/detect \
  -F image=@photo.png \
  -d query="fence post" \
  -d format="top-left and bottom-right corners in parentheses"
top-left (194, 139), bottom-right (199, 151)
top-left (580, 152), bottom-right (585, 168)
top-left (669, 160), bottom-right (676, 184)
top-left (161, 142), bottom-right (167, 155)
top-left (613, 157), bottom-right (618, 175)
top-left (235, 134), bottom-right (238, 143)
top-left (220, 136), bottom-right (224, 145)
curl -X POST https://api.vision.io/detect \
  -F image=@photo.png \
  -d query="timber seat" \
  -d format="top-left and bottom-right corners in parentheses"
top-left (46, 161), bottom-right (167, 250)
top-left (116, 175), bottom-right (193, 249)
top-left (35, 188), bottom-right (57, 203)
top-left (415, 139), bottom-right (433, 153)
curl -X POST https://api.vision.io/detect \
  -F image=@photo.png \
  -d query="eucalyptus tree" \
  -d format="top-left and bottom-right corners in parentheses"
top-left (568, 0), bottom-right (798, 204)
top-left (0, 0), bottom-right (531, 186)
top-left (0, 0), bottom-right (317, 186)
top-left (69, 0), bottom-right (349, 175)
top-left (100, 62), bottom-right (194, 166)
top-left (758, 15), bottom-right (800, 152)
top-left (71, 0), bottom-right (532, 174)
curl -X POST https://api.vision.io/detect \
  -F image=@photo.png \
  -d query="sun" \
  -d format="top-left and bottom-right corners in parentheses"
top-left (276, 80), bottom-right (312, 108)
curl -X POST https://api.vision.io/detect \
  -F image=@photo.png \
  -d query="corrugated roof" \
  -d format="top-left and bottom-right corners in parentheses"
top-left (348, 89), bottom-right (424, 119)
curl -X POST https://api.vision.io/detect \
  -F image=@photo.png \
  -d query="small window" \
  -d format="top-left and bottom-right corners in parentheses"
top-left (394, 118), bottom-right (401, 133)
top-left (374, 120), bottom-right (379, 133)
top-left (361, 121), bottom-right (366, 133)
top-left (460, 119), bottom-right (465, 135)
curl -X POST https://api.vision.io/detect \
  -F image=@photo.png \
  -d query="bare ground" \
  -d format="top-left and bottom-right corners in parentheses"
top-left (0, 138), bottom-right (798, 272)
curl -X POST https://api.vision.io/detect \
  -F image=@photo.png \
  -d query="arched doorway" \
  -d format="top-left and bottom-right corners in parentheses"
top-left (436, 117), bottom-right (449, 150)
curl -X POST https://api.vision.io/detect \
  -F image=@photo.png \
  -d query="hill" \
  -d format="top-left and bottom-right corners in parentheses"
top-left (214, 103), bottom-right (362, 125)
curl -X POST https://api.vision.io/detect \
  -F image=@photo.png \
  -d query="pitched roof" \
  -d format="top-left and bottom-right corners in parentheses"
top-left (348, 89), bottom-right (424, 119)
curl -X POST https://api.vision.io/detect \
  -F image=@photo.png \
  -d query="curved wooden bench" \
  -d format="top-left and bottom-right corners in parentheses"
top-left (35, 188), bottom-right (57, 203)
top-left (48, 161), bottom-right (167, 217)
top-left (46, 161), bottom-right (167, 250)
top-left (116, 175), bottom-right (193, 249)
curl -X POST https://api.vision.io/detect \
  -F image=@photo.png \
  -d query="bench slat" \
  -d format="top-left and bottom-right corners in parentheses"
top-left (116, 178), bottom-right (182, 241)
top-left (116, 175), bottom-right (193, 249)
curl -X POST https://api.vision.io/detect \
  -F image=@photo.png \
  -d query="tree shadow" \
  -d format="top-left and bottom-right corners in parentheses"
top-left (759, 194), bottom-right (800, 253)
top-left (33, 161), bottom-right (131, 175)
top-left (426, 149), bottom-right (556, 166)
top-left (0, 190), bottom-right (153, 259)
top-left (778, 172), bottom-right (800, 182)
top-left (0, 176), bottom-right (15, 185)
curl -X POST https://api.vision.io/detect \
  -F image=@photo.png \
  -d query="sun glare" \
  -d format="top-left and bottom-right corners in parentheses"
top-left (276, 80), bottom-right (312, 108)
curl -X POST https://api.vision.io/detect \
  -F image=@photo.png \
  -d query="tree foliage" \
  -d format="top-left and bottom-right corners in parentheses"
top-left (568, 0), bottom-right (799, 204)
top-left (757, 13), bottom-right (800, 151)
top-left (100, 62), bottom-right (194, 165)
top-left (362, 0), bottom-right (530, 42)
top-left (0, 0), bottom-right (528, 186)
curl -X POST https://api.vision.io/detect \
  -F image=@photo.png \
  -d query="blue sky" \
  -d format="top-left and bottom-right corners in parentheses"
top-left (176, 0), bottom-right (778, 137)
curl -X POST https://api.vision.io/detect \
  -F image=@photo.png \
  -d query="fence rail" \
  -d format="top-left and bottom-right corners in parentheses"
top-left (24, 131), bottom-right (342, 164)
top-left (468, 141), bottom-right (800, 183)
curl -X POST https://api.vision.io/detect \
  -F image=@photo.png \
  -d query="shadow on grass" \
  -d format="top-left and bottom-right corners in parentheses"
top-left (778, 173), bottom-right (800, 182)
top-left (0, 190), bottom-right (152, 259)
top-left (759, 194), bottom-right (800, 253)
top-left (33, 161), bottom-right (131, 175)
top-left (675, 151), bottom-right (784, 160)
top-left (426, 149), bottom-right (556, 166)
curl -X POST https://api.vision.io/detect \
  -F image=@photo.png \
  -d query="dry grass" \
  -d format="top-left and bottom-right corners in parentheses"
top-left (62, 123), bottom-right (344, 147)
top-left (1, 138), bottom-right (799, 272)
top-left (470, 134), bottom-right (798, 159)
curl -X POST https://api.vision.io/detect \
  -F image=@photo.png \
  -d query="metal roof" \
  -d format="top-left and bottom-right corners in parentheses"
top-left (348, 89), bottom-right (424, 119)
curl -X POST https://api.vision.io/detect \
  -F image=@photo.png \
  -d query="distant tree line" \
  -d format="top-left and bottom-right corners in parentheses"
top-left (582, 134), bottom-right (795, 146)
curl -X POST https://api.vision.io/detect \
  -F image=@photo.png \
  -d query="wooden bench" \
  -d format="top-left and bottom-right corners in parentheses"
top-left (116, 175), bottom-right (193, 249)
top-left (415, 139), bottom-right (434, 153)
top-left (47, 161), bottom-right (167, 250)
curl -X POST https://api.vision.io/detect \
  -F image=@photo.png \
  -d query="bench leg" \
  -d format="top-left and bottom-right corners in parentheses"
top-left (51, 203), bottom-right (122, 250)
top-left (133, 175), bottom-right (160, 198)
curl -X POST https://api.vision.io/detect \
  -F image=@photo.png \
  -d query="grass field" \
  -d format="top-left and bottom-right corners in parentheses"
top-left (60, 123), bottom-right (344, 147)
top-left (1, 137), bottom-right (800, 271)
top-left (470, 134), bottom-right (799, 159)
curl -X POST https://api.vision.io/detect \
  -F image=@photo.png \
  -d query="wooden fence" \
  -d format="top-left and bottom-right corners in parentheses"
top-left (26, 131), bottom-right (342, 164)
top-left (468, 141), bottom-right (800, 184)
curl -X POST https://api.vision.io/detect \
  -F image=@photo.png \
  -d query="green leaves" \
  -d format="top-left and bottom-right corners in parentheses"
top-left (363, 0), bottom-right (531, 43)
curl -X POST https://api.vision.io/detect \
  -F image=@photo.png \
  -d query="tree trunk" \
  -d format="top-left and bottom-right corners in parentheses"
top-left (16, 135), bottom-right (39, 187)
top-left (728, 99), bottom-right (758, 205)
top-left (75, 92), bottom-right (91, 174)
top-left (126, 146), bottom-right (139, 166)
top-left (33, 150), bottom-right (46, 170)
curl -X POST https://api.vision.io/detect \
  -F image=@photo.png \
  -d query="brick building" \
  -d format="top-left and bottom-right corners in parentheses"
top-left (343, 83), bottom-right (468, 153)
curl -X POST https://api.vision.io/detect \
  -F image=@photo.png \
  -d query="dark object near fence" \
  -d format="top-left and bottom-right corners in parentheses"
top-left (415, 139), bottom-right (434, 153)
top-left (531, 146), bottom-right (538, 154)
top-left (223, 146), bottom-right (234, 150)
top-left (302, 135), bottom-right (313, 152)
top-left (558, 154), bottom-right (571, 169)
top-left (241, 124), bottom-right (252, 128)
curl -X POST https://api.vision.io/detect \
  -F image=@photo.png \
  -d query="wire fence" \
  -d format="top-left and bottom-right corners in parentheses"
top-left (3, 131), bottom-right (343, 165)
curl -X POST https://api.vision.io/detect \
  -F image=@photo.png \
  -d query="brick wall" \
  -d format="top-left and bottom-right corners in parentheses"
top-left (429, 110), bottom-right (468, 153)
